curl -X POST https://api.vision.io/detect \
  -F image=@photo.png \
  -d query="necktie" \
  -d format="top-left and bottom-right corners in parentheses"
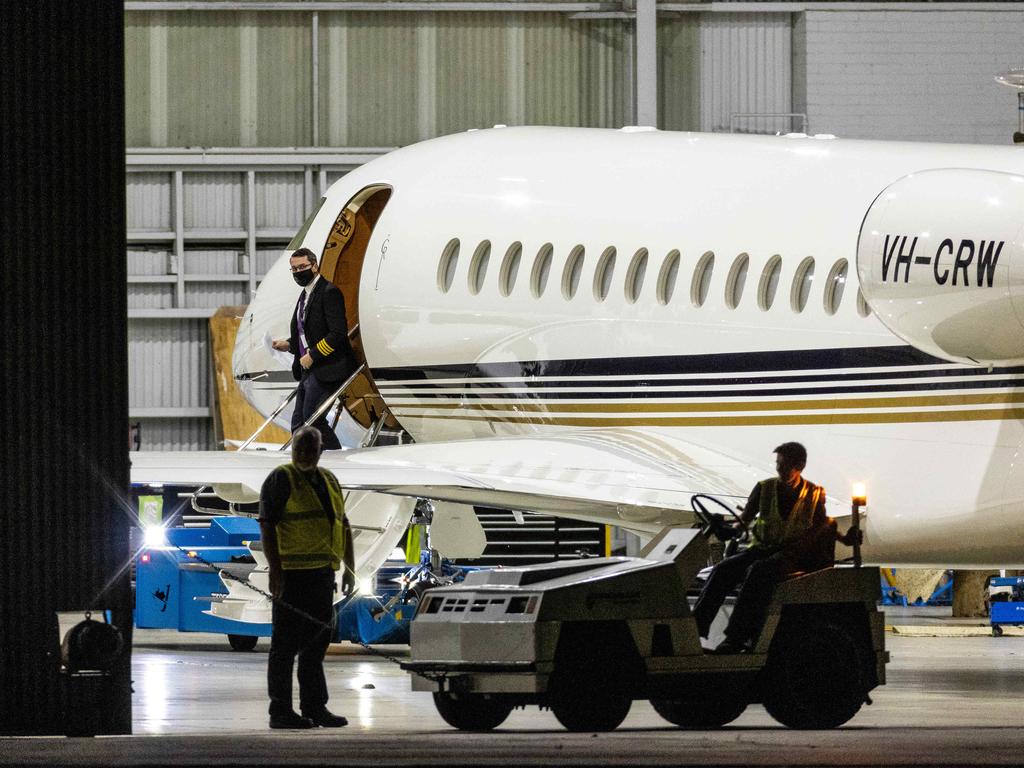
top-left (296, 290), bottom-right (308, 357)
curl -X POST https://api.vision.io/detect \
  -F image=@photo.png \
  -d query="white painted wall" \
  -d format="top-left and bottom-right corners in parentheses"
top-left (804, 11), bottom-right (1024, 144)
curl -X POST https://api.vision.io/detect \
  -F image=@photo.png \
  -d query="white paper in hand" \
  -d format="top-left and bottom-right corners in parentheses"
top-left (263, 331), bottom-right (294, 368)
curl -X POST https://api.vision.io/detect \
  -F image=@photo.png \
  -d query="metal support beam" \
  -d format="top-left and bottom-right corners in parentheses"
top-left (173, 170), bottom-right (185, 309)
top-left (125, 1), bottom-right (1024, 12)
top-left (126, 2), bottom-right (618, 10)
top-left (622, 19), bottom-right (635, 125)
top-left (311, 11), bottom-right (320, 147)
top-left (634, 0), bottom-right (657, 128)
top-left (245, 170), bottom-right (257, 299)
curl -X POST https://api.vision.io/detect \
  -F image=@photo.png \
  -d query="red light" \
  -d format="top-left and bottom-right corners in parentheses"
top-left (140, 553), bottom-right (151, 564)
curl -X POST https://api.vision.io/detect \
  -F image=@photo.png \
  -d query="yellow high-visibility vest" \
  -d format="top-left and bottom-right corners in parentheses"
top-left (277, 463), bottom-right (346, 571)
top-left (750, 477), bottom-right (824, 550)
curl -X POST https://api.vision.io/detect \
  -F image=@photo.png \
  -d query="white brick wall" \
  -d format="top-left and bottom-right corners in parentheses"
top-left (805, 11), bottom-right (1024, 144)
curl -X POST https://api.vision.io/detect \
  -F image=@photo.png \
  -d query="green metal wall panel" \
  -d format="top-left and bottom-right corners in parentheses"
top-left (658, 16), bottom-right (700, 132)
top-left (579, 19), bottom-right (626, 129)
top-left (124, 10), bottom-right (694, 147)
top-left (166, 12), bottom-right (241, 146)
top-left (254, 13), bottom-right (312, 146)
top-left (125, 12), bottom-right (152, 146)
top-left (522, 13), bottom-right (581, 126)
top-left (321, 12), bottom-right (421, 147)
top-left (435, 14), bottom-right (511, 136)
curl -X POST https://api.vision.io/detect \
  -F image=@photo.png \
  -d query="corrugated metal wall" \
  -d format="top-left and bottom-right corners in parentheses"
top-left (1, 1), bottom-right (131, 735)
top-left (127, 10), bottom-right (636, 147)
top-left (699, 13), bottom-right (793, 134)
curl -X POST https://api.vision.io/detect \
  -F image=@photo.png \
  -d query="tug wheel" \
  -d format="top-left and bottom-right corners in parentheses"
top-left (227, 634), bottom-right (258, 652)
top-left (432, 692), bottom-right (512, 731)
top-left (550, 690), bottom-right (631, 733)
top-left (762, 617), bottom-right (865, 729)
top-left (651, 695), bottom-right (747, 729)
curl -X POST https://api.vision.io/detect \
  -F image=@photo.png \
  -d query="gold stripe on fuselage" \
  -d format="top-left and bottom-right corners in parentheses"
top-left (389, 407), bottom-right (1024, 427)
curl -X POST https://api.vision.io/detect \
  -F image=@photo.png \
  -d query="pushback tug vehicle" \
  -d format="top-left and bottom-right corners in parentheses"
top-left (402, 495), bottom-right (886, 732)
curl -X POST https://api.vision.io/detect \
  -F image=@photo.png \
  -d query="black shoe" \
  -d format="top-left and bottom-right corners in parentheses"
top-left (302, 708), bottom-right (348, 728)
top-left (269, 711), bottom-right (316, 730)
top-left (708, 638), bottom-right (749, 655)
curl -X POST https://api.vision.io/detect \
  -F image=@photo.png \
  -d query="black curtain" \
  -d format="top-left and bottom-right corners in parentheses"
top-left (0, 0), bottom-right (131, 734)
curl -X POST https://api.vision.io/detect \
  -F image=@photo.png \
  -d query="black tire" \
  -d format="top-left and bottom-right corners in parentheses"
top-left (651, 696), bottom-right (747, 729)
top-left (992, 625), bottom-right (1004, 637)
top-left (762, 617), bottom-right (866, 729)
top-left (550, 689), bottom-right (631, 733)
top-left (433, 692), bottom-right (512, 731)
top-left (227, 634), bottom-right (259, 652)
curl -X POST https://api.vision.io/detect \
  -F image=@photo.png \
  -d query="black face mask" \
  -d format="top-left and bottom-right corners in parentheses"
top-left (293, 268), bottom-right (315, 287)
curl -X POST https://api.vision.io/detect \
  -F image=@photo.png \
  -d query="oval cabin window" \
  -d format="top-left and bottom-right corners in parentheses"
top-left (625, 248), bottom-right (648, 304)
top-left (468, 240), bottom-right (491, 295)
top-left (593, 247), bottom-right (617, 302)
top-left (531, 243), bottom-right (554, 298)
top-left (691, 251), bottom-right (715, 308)
top-left (758, 254), bottom-right (782, 311)
top-left (857, 287), bottom-right (871, 318)
top-left (791, 256), bottom-right (815, 313)
top-left (562, 245), bottom-right (585, 300)
top-left (438, 238), bottom-right (460, 293)
top-left (657, 250), bottom-right (681, 305)
top-left (499, 242), bottom-right (522, 297)
top-left (725, 253), bottom-right (749, 309)
top-left (824, 259), bottom-right (848, 315)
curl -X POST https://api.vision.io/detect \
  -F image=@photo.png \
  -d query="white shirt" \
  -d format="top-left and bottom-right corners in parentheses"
top-left (297, 274), bottom-right (320, 353)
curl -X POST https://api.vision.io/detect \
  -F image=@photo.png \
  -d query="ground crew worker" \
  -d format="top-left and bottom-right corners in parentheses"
top-left (692, 441), bottom-right (857, 654)
top-left (259, 426), bottom-right (355, 729)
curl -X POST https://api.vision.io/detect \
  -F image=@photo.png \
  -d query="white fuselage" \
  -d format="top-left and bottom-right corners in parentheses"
top-left (236, 127), bottom-right (1024, 567)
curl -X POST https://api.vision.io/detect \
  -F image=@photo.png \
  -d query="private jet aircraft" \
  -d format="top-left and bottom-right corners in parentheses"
top-left (132, 126), bottom-right (1024, 575)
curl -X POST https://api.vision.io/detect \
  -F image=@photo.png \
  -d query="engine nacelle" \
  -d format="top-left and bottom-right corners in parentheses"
top-left (857, 168), bottom-right (1024, 365)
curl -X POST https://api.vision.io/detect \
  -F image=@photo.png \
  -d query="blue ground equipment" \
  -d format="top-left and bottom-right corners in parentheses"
top-left (136, 516), bottom-right (479, 649)
top-left (135, 517), bottom-right (269, 649)
top-left (989, 576), bottom-right (1024, 636)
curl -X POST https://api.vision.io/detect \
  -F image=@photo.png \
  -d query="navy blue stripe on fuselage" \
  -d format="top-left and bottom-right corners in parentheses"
top-left (378, 366), bottom-right (1024, 392)
top-left (370, 345), bottom-right (1007, 383)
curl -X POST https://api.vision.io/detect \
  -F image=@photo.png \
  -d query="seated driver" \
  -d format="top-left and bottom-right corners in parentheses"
top-left (692, 441), bottom-right (856, 654)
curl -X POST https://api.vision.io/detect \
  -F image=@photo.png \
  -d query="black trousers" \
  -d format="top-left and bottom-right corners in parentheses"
top-left (291, 371), bottom-right (342, 450)
top-left (692, 547), bottom-right (798, 646)
top-left (267, 567), bottom-right (336, 717)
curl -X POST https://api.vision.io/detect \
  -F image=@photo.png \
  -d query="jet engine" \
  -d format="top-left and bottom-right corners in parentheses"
top-left (856, 168), bottom-right (1024, 365)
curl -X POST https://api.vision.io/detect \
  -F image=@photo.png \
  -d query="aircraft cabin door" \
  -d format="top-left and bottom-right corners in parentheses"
top-left (316, 185), bottom-right (401, 439)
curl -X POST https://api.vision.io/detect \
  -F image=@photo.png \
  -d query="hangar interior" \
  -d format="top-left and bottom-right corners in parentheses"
top-left (124, 0), bottom-right (1024, 452)
top-left (8, 0), bottom-right (1024, 755)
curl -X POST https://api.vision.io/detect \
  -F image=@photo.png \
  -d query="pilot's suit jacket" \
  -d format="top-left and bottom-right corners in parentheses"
top-left (288, 277), bottom-right (357, 384)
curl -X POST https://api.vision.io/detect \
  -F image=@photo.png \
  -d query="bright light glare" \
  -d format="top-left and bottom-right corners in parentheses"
top-left (852, 483), bottom-right (867, 504)
top-left (358, 577), bottom-right (374, 595)
top-left (143, 524), bottom-right (166, 547)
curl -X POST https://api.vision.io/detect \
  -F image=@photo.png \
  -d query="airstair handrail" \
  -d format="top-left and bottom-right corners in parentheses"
top-left (236, 386), bottom-right (299, 452)
top-left (280, 362), bottom-right (367, 451)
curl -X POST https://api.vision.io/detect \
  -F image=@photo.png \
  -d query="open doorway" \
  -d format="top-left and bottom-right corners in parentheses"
top-left (317, 185), bottom-right (400, 434)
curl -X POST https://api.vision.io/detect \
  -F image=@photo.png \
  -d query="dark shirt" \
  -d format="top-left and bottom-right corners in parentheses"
top-left (744, 477), bottom-right (826, 527)
top-left (259, 466), bottom-right (335, 527)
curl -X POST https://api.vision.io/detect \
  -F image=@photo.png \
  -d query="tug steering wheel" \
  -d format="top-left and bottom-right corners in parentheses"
top-left (690, 493), bottom-right (748, 544)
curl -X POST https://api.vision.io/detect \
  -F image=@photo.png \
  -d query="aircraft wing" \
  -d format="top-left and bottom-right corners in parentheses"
top-left (131, 428), bottom-right (763, 535)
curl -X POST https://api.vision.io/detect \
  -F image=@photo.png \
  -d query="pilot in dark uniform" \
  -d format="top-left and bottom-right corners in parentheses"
top-left (272, 247), bottom-right (358, 450)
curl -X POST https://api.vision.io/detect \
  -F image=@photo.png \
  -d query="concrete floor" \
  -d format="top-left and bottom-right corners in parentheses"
top-left (4, 607), bottom-right (1024, 766)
